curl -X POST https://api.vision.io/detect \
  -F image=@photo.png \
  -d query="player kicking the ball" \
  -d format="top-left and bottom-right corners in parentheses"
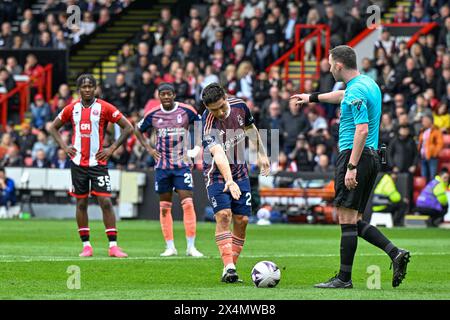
top-left (49, 74), bottom-right (133, 258)
top-left (201, 83), bottom-right (270, 283)
top-left (135, 83), bottom-right (203, 257)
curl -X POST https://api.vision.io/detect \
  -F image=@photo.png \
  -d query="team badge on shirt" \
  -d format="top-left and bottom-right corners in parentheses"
top-left (351, 99), bottom-right (363, 111)
top-left (237, 114), bottom-right (244, 126)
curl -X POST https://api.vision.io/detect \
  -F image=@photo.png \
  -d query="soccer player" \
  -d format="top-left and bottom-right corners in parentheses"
top-left (291, 45), bottom-right (410, 288)
top-left (48, 74), bottom-right (133, 258)
top-left (201, 83), bottom-right (270, 283)
top-left (135, 83), bottom-right (203, 257)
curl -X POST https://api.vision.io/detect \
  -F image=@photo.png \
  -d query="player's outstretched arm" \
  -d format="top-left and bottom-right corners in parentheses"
top-left (290, 90), bottom-right (345, 106)
top-left (245, 123), bottom-right (270, 176)
top-left (134, 125), bottom-right (161, 162)
top-left (48, 117), bottom-right (77, 158)
top-left (210, 144), bottom-right (241, 200)
top-left (96, 117), bottom-right (133, 162)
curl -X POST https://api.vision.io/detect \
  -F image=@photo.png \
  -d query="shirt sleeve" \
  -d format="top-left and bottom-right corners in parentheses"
top-left (185, 106), bottom-right (201, 124)
top-left (57, 105), bottom-right (73, 123)
top-left (103, 102), bottom-right (123, 123)
top-left (243, 102), bottom-right (255, 127)
top-left (136, 113), bottom-right (153, 133)
top-left (348, 86), bottom-right (369, 125)
top-left (202, 112), bottom-right (219, 150)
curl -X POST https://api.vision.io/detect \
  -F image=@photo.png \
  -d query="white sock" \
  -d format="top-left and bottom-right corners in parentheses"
top-left (109, 241), bottom-right (117, 248)
top-left (83, 241), bottom-right (91, 247)
top-left (225, 263), bottom-right (236, 271)
top-left (166, 240), bottom-right (175, 250)
top-left (186, 237), bottom-right (195, 250)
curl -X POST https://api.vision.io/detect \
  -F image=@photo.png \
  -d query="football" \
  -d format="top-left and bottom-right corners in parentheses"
top-left (251, 261), bottom-right (281, 288)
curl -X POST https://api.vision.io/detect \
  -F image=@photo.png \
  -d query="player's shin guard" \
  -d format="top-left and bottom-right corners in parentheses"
top-left (160, 201), bottom-right (174, 247)
top-left (78, 227), bottom-right (90, 246)
top-left (181, 198), bottom-right (196, 248)
top-left (232, 235), bottom-right (245, 264)
top-left (215, 231), bottom-right (234, 267)
top-left (105, 228), bottom-right (118, 248)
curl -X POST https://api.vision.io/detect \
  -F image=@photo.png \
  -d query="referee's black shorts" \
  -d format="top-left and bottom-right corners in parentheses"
top-left (334, 147), bottom-right (380, 213)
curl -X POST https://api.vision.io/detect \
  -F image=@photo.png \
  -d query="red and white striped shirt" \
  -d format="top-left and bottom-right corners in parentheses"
top-left (58, 98), bottom-right (123, 167)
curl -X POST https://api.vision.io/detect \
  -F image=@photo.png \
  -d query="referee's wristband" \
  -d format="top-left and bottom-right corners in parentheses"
top-left (309, 92), bottom-right (320, 103)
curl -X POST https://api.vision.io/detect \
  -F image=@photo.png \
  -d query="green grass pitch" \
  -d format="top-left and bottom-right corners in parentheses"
top-left (0, 219), bottom-right (449, 300)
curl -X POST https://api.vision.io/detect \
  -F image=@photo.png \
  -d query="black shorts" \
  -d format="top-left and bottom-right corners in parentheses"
top-left (69, 163), bottom-right (112, 198)
top-left (334, 148), bottom-right (380, 213)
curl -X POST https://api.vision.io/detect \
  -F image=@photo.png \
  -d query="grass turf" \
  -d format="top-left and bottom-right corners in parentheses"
top-left (0, 219), bottom-right (449, 300)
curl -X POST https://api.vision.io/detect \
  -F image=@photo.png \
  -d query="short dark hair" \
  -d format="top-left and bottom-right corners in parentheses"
top-left (440, 167), bottom-right (449, 175)
top-left (76, 74), bottom-right (97, 88)
top-left (330, 45), bottom-right (357, 70)
top-left (0, 167), bottom-right (5, 174)
top-left (158, 82), bottom-right (175, 93)
top-left (202, 83), bottom-right (226, 106)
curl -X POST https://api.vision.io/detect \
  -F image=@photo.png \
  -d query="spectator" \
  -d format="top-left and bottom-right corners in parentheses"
top-left (246, 30), bottom-right (272, 73)
top-left (410, 4), bottom-right (431, 23)
top-left (173, 68), bottom-right (189, 102)
top-left (271, 151), bottom-right (297, 173)
top-left (433, 102), bottom-right (450, 132)
top-left (360, 58), bottom-right (378, 81)
top-left (281, 99), bottom-right (311, 154)
top-left (371, 172), bottom-right (408, 227)
top-left (18, 21), bottom-right (35, 48)
top-left (0, 167), bottom-right (16, 208)
top-left (380, 112), bottom-right (395, 146)
top-left (264, 13), bottom-right (282, 60)
top-left (51, 83), bottom-right (73, 112)
top-left (415, 167), bottom-right (449, 227)
top-left (1, 145), bottom-right (24, 167)
top-left (17, 123), bottom-right (36, 159)
top-left (31, 130), bottom-right (55, 161)
top-left (0, 67), bottom-right (16, 92)
top-left (52, 148), bottom-right (70, 169)
top-left (346, 6), bottom-right (365, 42)
top-left (252, 71), bottom-right (271, 108)
top-left (31, 93), bottom-right (52, 130)
top-left (418, 114), bottom-right (444, 182)
top-left (134, 71), bottom-right (156, 111)
top-left (0, 22), bottom-right (13, 48)
top-left (221, 64), bottom-right (238, 96)
top-left (236, 61), bottom-right (254, 101)
top-left (393, 5), bottom-right (409, 23)
top-left (314, 154), bottom-right (334, 173)
top-left (261, 85), bottom-right (288, 115)
top-left (32, 149), bottom-right (51, 168)
top-left (324, 5), bottom-right (344, 47)
top-left (98, 7), bottom-right (111, 26)
top-left (105, 73), bottom-right (132, 115)
top-left (36, 31), bottom-right (53, 48)
top-left (0, 133), bottom-right (14, 163)
top-left (288, 135), bottom-right (314, 171)
top-left (409, 94), bottom-right (433, 134)
top-left (23, 54), bottom-right (45, 94)
top-left (307, 108), bottom-right (328, 138)
top-left (388, 125), bottom-right (418, 174)
top-left (283, 6), bottom-right (301, 45)
top-left (396, 57), bottom-right (424, 102)
top-left (374, 29), bottom-right (396, 58)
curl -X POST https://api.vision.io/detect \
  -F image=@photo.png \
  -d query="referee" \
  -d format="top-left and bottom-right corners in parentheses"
top-left (291, 45), bottom-right (410, 289)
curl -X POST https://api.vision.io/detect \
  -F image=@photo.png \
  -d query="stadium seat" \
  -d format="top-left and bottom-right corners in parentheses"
top-left (46, 169), bottom-right (72, 190)
top-left (438, 148), bottom-right (450, 162)
top-left (413, 176), bottom-right (427, 191)
top-left (443, 135), bottom-right (450, 147)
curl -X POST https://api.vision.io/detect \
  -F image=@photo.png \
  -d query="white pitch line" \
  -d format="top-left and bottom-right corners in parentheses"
top-left (0, 252), bottom-right (449, 263)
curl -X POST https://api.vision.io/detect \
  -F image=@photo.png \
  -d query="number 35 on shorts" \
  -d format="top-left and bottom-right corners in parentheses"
top-left (97, 175), bottom-right (111, 191)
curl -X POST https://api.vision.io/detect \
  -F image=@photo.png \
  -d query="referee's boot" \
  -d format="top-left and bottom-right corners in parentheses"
top-left (314, 275), bottom-right (353, 289)
top-left (391, 248), bottom-right (411, 287)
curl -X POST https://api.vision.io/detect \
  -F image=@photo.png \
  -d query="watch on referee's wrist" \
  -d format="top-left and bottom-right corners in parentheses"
top-left (347, 163), bottom-right (357, 170)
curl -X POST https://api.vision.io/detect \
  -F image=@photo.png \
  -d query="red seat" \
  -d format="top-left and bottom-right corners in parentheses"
top-left (439, 148), bottom-right (450, 162)
top-left (444, 135), bottom-right (450, 147)
top-left (413, 176), bottom-right (427, 191)
top-left (439, 162), bottom-right (450, 172)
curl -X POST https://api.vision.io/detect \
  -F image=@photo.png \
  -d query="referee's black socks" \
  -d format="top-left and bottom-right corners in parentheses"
top-left (338, 224), bottom-right (358, 282)
top-left (357, 220), bottom-right (399, 260)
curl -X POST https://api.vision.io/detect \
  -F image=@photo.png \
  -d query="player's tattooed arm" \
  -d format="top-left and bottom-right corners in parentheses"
top-left (245, 124), bottom-right (270, 176)
top-left (210, 144), bottom-right (241, 200)
top-left (134, 125), bottom-right (161, 161)
top-left (48, 117), bottom-right (77, 158)
top-left (97, 117), bottom-right (134, 162)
